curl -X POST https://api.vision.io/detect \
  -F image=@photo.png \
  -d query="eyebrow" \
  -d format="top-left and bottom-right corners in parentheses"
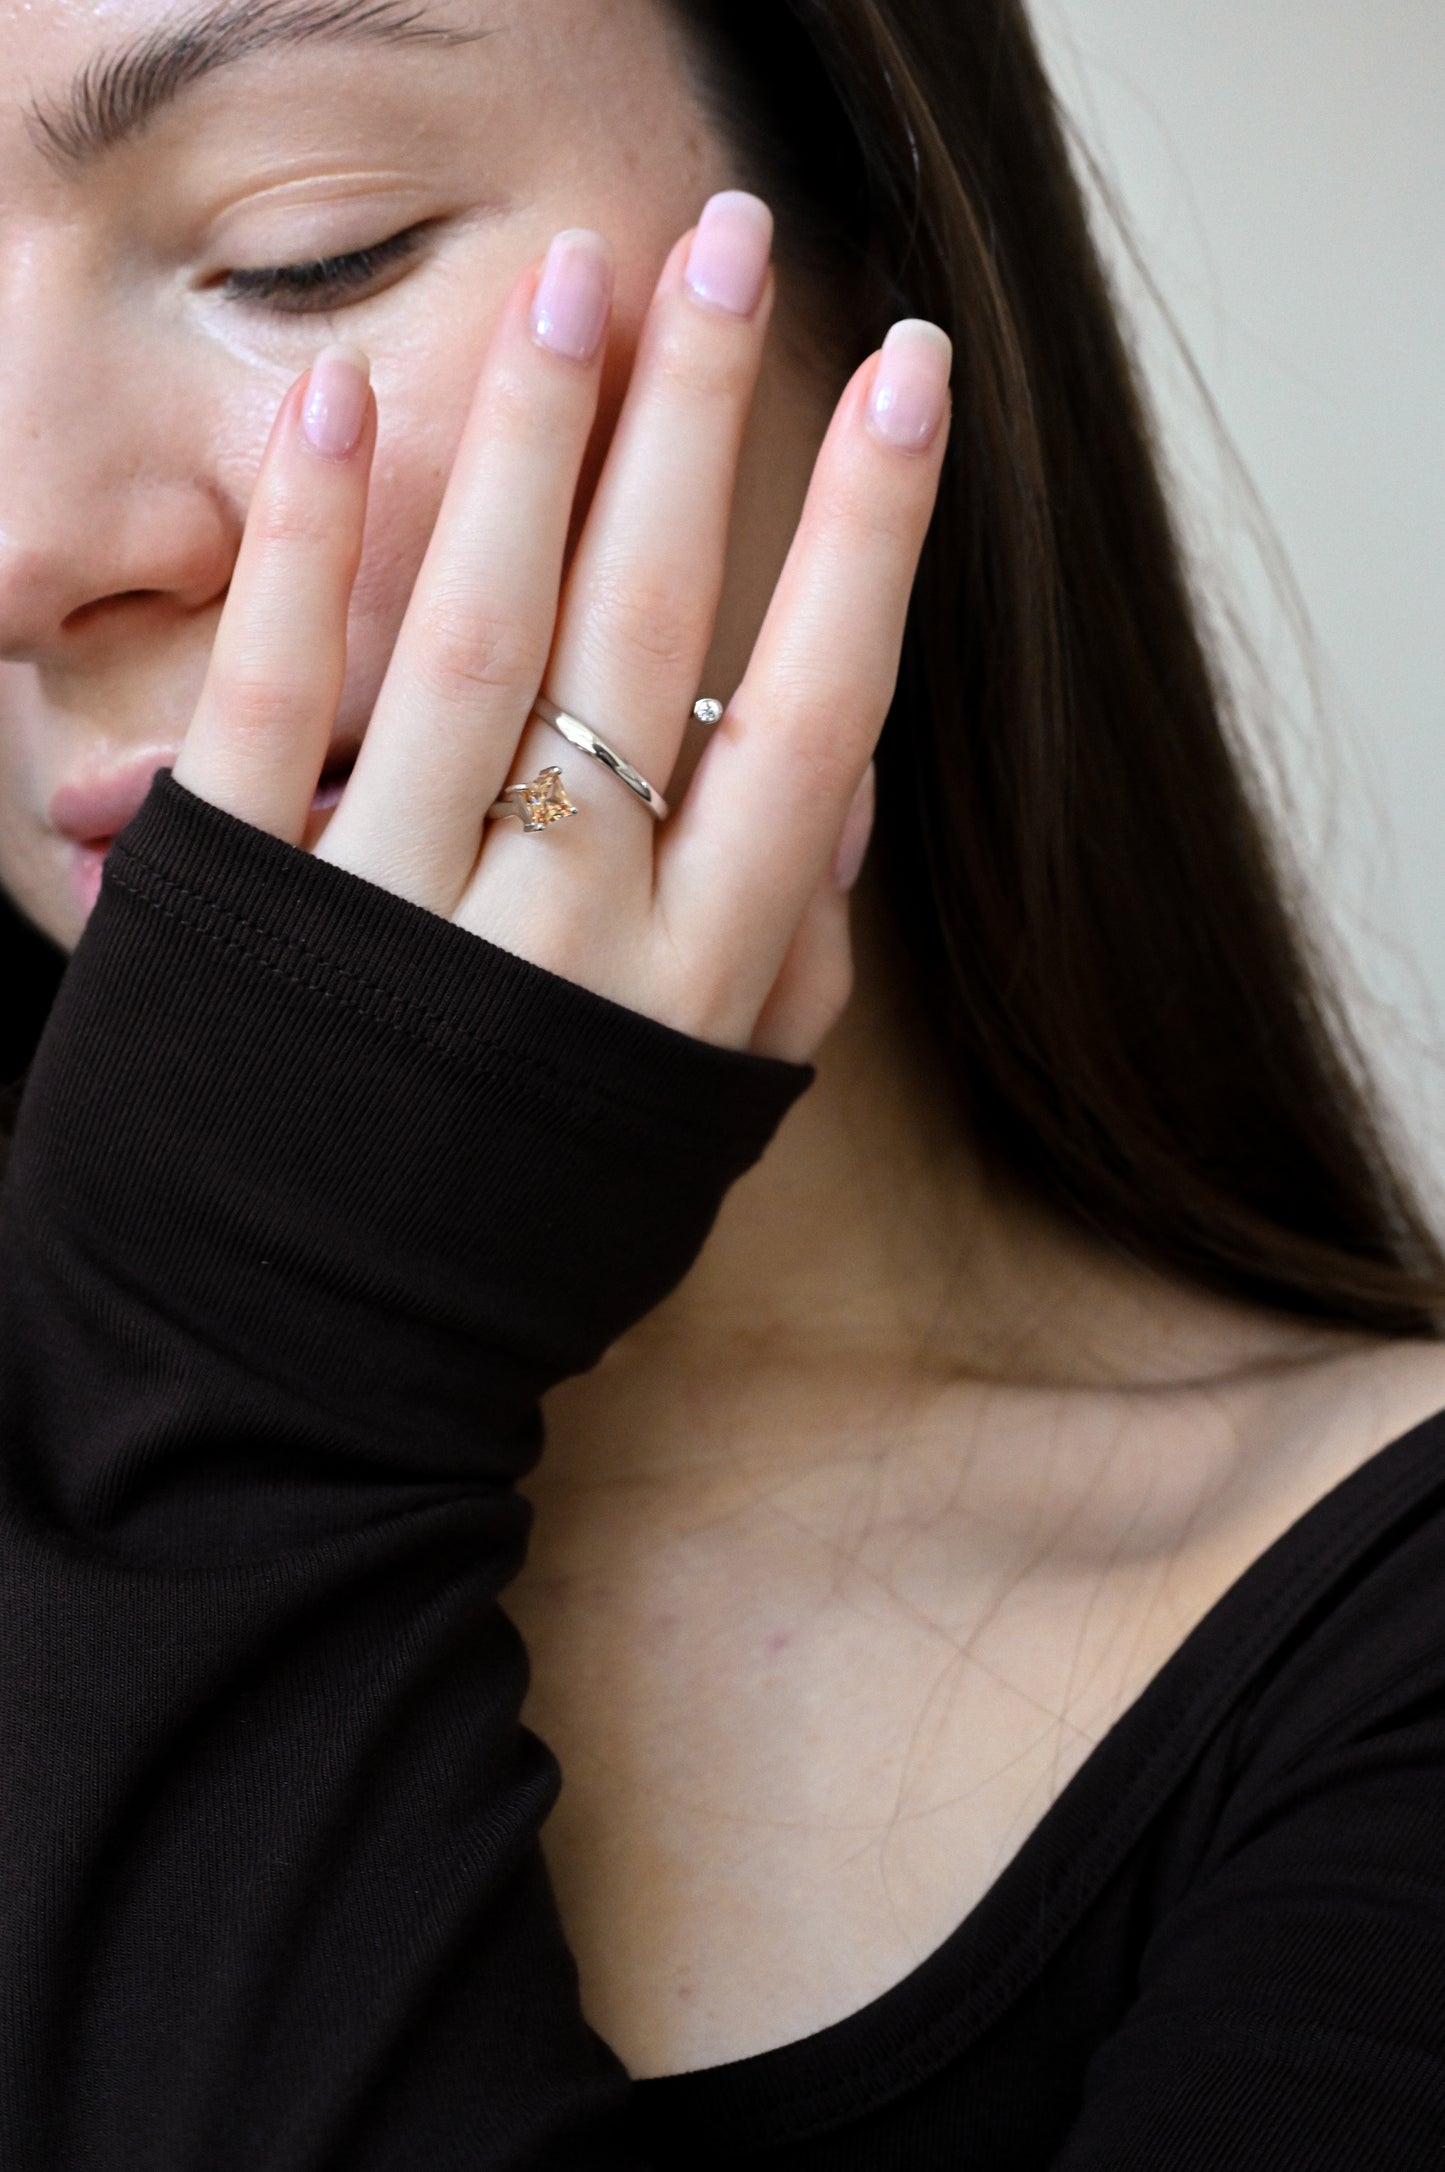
top-left (28, 1), bottom-right (489, 168)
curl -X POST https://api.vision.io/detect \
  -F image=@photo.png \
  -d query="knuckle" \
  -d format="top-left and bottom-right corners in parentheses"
top-left (480, 361), bottom-right (578, 447)
top-left (254, 482), bottom-right (339, 552)
top-left (651, 321), bottom-right (758, 406)
top-left (814, 463), bottom-right (921, 550)
top-left (587, 566), bottom-right (704, 676)
top-left (218, 670), bottom-right (305, 740)
top-left (413, 600), bottom-right (541, 706)
top-left (781, 731), bottom-right (860, 810)
top-left (766, 681), bottom-right (875, 801)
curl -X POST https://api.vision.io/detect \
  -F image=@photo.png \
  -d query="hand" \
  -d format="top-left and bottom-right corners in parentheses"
top-left (172, 195), bottom-right (952, 1065)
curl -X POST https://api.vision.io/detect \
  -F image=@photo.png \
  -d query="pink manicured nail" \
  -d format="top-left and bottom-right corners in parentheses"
top-left (867, 321), bottom-right (952, 451)
top-left (684, 191), bottom-right (773, 317)
top-left (301, 344), bottom-right (372, 458)
top-left (832, 762), bottom-right (877, 892)
top-left (531, 229), bottom-right (614, 363)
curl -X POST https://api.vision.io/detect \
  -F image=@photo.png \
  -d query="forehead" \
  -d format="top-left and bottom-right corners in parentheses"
top-left (2, 1), bottom-right (483, 164)
top-left (0, 1), bottom-right (698, 186)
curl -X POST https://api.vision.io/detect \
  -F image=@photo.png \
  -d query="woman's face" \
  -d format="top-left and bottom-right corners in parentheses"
top-left (0, 0), bottom-right (841, 951)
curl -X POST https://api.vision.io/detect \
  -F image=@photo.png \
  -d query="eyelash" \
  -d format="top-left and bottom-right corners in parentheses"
top-left (222, 225), bottom-right (426, 312)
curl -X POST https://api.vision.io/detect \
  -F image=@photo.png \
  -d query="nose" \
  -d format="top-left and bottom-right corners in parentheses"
top-left (0, 263), bottom-right (238, 664)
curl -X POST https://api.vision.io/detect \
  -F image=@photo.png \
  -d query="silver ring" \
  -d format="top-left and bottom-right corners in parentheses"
top-left (531, 694), bottom-right (724, 821)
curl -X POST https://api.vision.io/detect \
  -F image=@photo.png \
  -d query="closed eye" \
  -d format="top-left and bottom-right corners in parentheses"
top-left (221, 224), bottom-right (429, 313)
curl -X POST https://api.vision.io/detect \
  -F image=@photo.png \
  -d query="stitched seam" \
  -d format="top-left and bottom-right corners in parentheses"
top-left (107, 852), bottom-right (747, 1165)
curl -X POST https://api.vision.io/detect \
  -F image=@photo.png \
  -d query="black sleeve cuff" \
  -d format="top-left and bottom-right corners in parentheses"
top-left (4, 767), bottom-right (815, 1543)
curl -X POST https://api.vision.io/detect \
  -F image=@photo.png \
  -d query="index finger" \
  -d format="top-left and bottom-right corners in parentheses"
top-left (174, 345), bottom-right (376, 845)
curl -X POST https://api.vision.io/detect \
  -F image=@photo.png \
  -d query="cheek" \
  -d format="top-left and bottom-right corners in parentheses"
top-left (0, 664), bottom-right (65, 943)
top-left (0, 676), bottom-right (29, 867)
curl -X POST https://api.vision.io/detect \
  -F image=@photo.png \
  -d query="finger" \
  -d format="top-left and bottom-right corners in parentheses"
top-left (519, 193), bottom-right (774, 861)
top-left (740, 761), bottom-right (872, 1061)
top-left (659, 321), bottom-right (951, 1027)
top-left (174, 344), bottom-right (375, 844)
top-left (318, 231), bottom-right (613, 912)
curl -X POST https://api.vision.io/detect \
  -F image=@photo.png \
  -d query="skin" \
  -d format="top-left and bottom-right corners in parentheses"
top-left (5, 0), bottom-right (1445, 2078)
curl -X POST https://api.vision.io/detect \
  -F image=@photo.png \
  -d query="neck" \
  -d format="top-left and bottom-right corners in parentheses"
top-left (536, 870), bottom-right (1370, 1494)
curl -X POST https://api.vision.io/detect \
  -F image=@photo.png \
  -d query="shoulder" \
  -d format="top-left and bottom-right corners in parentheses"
top-left (1217, 1338), bottom-right (1445, 1783)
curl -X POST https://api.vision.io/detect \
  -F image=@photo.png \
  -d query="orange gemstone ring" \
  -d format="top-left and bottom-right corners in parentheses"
top-left (530, 695), bottom-right (670, 820)
top-left (485, 695), bottom-right (723, 834)
top-left (484, 766), bottom-right (578, 834)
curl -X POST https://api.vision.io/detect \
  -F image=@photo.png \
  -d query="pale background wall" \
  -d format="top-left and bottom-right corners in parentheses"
top-left (1028, 0), bottom-right (1445, 1197)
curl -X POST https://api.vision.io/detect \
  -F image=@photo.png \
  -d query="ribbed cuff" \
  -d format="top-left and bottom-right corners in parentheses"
top-left (6, 766), bottom-right (817, 1529)
top-left (106, 768), bottom-right (814, 1173)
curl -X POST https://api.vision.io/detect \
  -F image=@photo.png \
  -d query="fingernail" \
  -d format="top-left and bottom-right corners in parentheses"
top-left (301, 344), bottom-right (372, 458)
top-left (684, 191), bottom-right (773, 317)
top-left (531, 229), bottom-right (614, 363)
top-left (867, 321), bottom-right (952, 452)
top-left (832, 762), bottom-right (877, 892)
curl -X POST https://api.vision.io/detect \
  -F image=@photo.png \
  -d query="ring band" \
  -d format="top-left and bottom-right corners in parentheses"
top-left (483, 696), bottom-right (724, 835)
top-left (531, 694), bottom-right (670, 819)
top-left (531, 693), bottom-right (724, 821)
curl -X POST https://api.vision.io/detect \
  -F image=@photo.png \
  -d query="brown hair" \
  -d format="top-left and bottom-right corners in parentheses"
top-left (665, 0), bottom-right (1445, 1334)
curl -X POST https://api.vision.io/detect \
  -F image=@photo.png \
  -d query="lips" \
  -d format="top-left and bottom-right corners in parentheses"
top-left (49, 751), bottom-right (180, 846)
top-left (53, 751), bottom-right (184, 927)
top-left (50, 747), bottom-right (359, 846)
top-left (53, 744), bottom-right (362, 928)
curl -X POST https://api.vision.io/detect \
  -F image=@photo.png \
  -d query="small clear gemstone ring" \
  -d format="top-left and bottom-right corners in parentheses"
top-left (530, 693), bottom-right (724, 822)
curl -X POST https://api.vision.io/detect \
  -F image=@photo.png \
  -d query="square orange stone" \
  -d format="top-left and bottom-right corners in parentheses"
top-left (518, 767), bottom-right (576, 830)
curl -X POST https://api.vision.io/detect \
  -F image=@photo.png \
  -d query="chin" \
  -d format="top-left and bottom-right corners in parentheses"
top-left (0, 839), bottom-right (78, 957)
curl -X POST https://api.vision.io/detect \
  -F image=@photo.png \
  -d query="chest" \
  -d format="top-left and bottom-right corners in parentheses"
top-left (503, 1342), bottom-right (1443, 2081)
top-left (506, 1495), bottom-right (1263, 2079)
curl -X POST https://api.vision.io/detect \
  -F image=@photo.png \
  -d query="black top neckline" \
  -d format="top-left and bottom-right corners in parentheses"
top-left (630, 1401), bottom-right (1445, 2143)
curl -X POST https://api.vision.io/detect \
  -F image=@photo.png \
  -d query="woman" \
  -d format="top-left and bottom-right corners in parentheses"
top-left (2, 0), bottom-right (1443, 2164)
